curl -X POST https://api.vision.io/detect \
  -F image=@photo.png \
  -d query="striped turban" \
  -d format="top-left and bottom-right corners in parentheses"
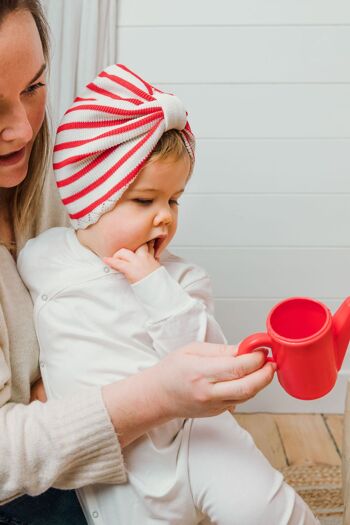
top-left (53, 63), bottom-right (195, 229)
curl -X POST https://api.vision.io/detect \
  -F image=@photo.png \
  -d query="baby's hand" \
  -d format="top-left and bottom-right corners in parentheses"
top-left (104, 242), bottom-right (161, 284)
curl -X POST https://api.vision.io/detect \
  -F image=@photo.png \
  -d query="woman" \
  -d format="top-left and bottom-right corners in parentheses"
top-left (0, 2), bottom-right (277, 523)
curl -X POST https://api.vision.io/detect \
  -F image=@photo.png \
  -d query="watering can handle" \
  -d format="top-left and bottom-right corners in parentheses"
top-left (237, 332), bottom-right (275, 363)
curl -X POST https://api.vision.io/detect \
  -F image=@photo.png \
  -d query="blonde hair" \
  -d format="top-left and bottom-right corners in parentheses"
top-left (149, 129), bottom-right (194, 168)
top-left (0, 0), bottom-right (51, 241)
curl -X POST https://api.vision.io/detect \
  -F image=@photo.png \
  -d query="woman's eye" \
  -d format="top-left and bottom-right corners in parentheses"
top-left (23, 82), bottom-right (46, 97)
top-left (134, 199), bottom-right (152, 205)
top-left (169, 199), bottom-right (179, 206)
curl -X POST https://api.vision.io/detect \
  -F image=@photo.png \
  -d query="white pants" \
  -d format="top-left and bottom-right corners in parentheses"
top-left (189, 413), bottom-right (319, 525)
top-left (79, 413), bottom-right (319, 525)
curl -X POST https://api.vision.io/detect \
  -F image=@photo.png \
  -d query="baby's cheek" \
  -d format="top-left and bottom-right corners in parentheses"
top-left (121, 225), bottom-right (145, 251)
top-left (108, 228), bottom-right (132, 252)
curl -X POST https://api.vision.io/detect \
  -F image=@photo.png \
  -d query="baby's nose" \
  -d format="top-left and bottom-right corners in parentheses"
top-left (154, 208), bottom-right (173, 226)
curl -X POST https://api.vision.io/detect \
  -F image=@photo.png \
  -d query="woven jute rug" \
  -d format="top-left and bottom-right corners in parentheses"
top-left (282, 464), bottom-right (343, 525)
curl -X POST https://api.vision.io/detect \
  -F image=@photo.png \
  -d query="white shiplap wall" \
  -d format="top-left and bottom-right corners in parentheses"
top-left (117, 1), bottom-right (350, 412)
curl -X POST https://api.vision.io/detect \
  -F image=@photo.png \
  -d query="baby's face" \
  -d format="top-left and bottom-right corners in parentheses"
top-left (92, 153), bottom-right (190, 258)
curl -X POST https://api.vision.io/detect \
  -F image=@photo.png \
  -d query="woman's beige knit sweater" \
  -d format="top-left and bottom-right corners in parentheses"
top-left (0, 175), bottom-right (126, 504)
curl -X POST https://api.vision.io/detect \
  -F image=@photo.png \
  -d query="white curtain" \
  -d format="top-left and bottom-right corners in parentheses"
top-left (41, 0), bottom-right (117, 128)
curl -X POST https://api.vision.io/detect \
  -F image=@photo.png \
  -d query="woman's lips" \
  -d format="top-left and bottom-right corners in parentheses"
top-left (0, 147), bottom-right (26, 166)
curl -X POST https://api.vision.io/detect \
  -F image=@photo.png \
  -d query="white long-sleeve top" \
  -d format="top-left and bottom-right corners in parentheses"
top-left (18, 226), bottom-right (227, 524)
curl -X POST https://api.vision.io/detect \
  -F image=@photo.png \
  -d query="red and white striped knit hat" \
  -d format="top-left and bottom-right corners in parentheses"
top-left (53, 64), bottom-right (195, 229)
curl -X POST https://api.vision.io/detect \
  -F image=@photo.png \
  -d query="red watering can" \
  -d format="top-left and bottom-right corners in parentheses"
top-left (237, 296), bottom-right (350, 400)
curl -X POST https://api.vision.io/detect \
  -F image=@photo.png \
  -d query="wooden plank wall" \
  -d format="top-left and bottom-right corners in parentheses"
top-left (118, 1), bottom-right (350, 410)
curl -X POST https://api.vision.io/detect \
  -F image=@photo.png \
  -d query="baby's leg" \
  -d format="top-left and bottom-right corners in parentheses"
top-left (188, 412), bottom-right (320, 525)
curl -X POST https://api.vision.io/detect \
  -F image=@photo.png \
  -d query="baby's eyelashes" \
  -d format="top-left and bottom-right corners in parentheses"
top-left (133, 198), bottom-right (153, 205)
top-left (132, 198), bottom-right (180, 206)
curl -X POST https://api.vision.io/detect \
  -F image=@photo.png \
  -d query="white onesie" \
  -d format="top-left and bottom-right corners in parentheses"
top-left (18, 227), bottom-right (319, 525)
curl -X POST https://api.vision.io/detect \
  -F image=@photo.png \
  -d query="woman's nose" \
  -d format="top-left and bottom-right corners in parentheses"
top-left (1, 104), bottom-right (33, 145)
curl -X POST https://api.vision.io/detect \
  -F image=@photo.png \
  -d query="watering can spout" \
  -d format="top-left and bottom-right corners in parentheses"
top-left (333, 297), bottom-right (350, 370)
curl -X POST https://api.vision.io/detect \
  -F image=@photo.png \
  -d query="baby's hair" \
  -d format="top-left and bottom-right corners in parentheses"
top-left (148, 130), bottom-right (193, 169)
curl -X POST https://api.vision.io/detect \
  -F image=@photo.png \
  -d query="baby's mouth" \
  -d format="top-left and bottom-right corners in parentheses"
top-left (149, 235), bottom-right (167, 258)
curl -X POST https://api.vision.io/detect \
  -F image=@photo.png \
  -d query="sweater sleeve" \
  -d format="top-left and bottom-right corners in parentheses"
top-left (1, 172), bottom-right (127, 502)
top-left (131, 265), bottom-right (227, 359)
top-left (0, 382), bottom-right (126, 504)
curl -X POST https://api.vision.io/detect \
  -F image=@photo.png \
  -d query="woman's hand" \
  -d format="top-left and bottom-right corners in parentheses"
top-left (152, 343), bottom-right (275, 419)
top-left (102, 342), bottom-right (275, 448)
top-left (30, 378), bottom-right (47, 403)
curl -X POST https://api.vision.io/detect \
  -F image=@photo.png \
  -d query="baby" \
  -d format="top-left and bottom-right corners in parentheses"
top-left (18, 65), bottom-right (318, 525)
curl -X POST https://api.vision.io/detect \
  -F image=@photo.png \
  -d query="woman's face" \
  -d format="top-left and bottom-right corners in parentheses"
top-left (0, 9), bottom-right (47, 188)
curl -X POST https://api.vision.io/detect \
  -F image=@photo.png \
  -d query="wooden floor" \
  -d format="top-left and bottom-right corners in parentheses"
top-left (234, 413), bottom-right (343, 469)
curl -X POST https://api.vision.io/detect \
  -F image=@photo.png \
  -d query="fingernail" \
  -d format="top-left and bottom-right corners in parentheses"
top-left (252, 348), bottom-right (268, 356)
